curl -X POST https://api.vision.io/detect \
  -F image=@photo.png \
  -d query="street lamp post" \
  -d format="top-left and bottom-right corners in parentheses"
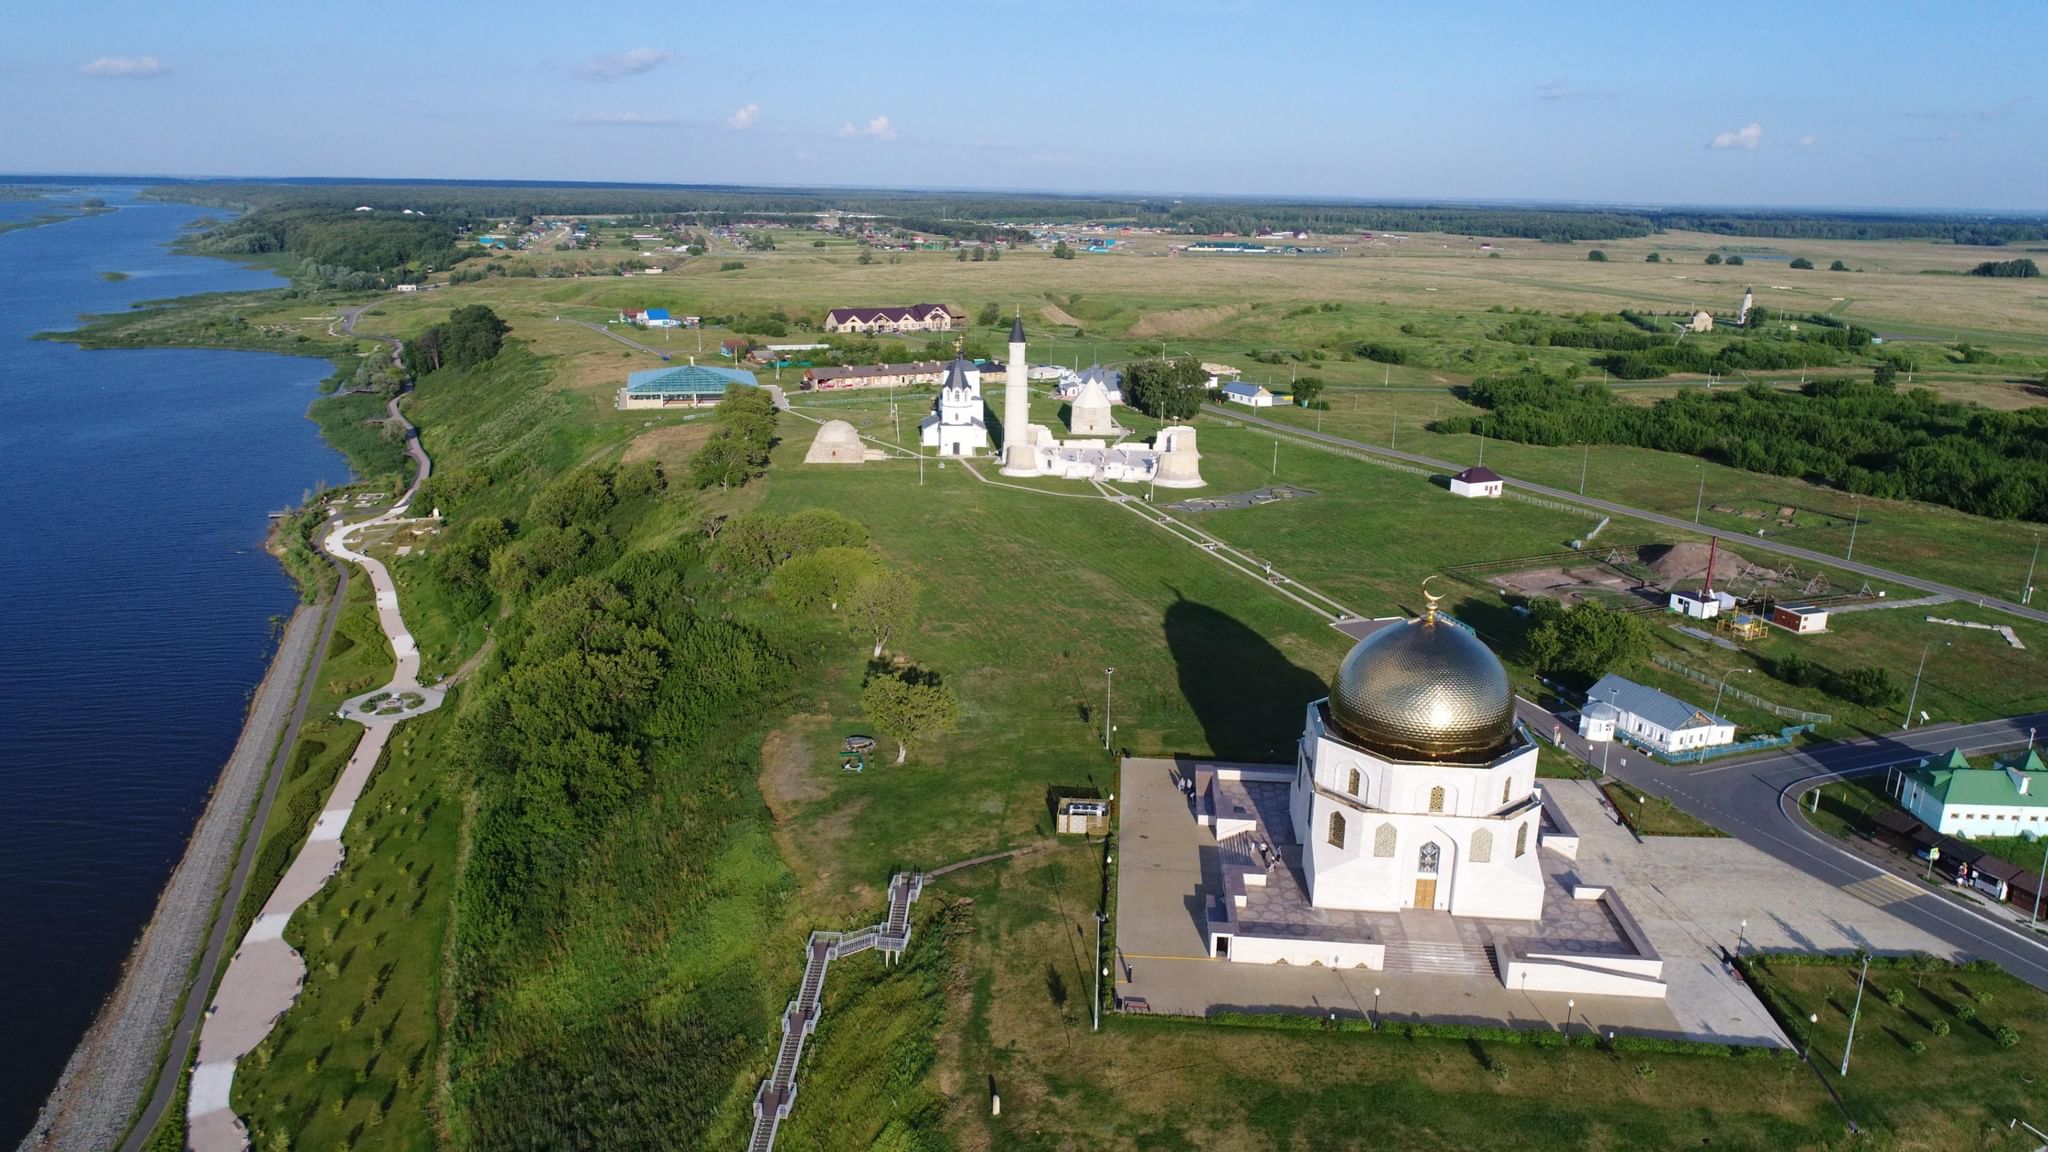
top-left (1694, 466), bottom-right (1706, 524)
top-left (1103, 667), bottom-right (1116, 751)
top-left (1373, 987), bottom-right (1381, 1029)
top-left (1712, 668), bottom-right (1752, 717)
top-left (1566, 998), bottom-right (1576, 1037)
top-left (2026, 534), bottom-right (2041, 606)
top-left (1902, 641), bottom-right (1944, 730)
top-left (1840, 954), bottom-right (1871, 1077)
top-left (1093, 911), bottom-right (1106, 1032)
top-left (1803, 1013), bottom-right (1819, 1061)
top-left (1846, 495), bottom-right (1861, 562)
top-left (1736, 919), bottom-right (1747, 959)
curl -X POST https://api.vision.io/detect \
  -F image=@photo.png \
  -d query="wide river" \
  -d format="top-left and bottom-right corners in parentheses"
top-left (0, 189), bottom-right (348, 1143)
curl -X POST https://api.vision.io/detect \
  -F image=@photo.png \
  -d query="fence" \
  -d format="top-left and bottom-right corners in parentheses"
top-left (1649, 654), bottom-right (1833, 724)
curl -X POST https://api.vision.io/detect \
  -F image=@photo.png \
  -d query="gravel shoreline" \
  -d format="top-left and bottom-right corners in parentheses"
top-left (17, 605), bottom-right (324, 1152)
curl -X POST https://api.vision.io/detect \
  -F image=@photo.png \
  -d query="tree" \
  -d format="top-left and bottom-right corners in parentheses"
top-left (441, 305), bottom-right (510, 368)
top-left (1645, 252), bottom-right (1661, 263)
top-left (1789, 257), bottom-right (1815, 270)
top-left (1830, 665), bottom-right (1900, 706)
top-left (771, 546), bottom-right (875, 611)
top-left (1725, 255), bottom-right (1745, 266)
top-left (860, 666), bottom-right (959, 764)
top-left (857, 250), bottom-right (874, 265)
top-left (1586, 250), bottom-right (1607, 262)
top-left (1704, 253), bottom-right (1723, 266)
top-left (847, 567), bottom-right (917, 658)
top-left (1052, 240), bottom-right (1076, 260)
top-left (1829, 259), bottom-right (1851, 272)
top-left (957, 248), bottom-right (969, 262)
top-left (977, 302), bottom-right (1000, 327)
top-left (1291, 376), bottom-right (1326, 407)
top-left (1873, 361), bottom-right (1899, 389)
top-left (1124, 357), bottom-right (1208, 421)
top-left (1525, 600), bottom-right (1654, 679)
top-left (1969, 258), bottom-right (2040, 278)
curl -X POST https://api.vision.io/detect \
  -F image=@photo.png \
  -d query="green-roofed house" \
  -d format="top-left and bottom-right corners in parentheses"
top-left (1899, 747), bottom-right (2048, 838)
top-left (617, 363), bottom-right (759, 410)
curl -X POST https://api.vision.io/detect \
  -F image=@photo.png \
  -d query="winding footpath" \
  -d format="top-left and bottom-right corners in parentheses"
top-left (186, 348), bottom-right (439, 1152)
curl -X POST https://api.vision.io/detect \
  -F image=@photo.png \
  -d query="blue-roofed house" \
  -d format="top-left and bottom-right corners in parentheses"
top-left (639, 307), bottom-right (680, 329)
top-left (1220, 381), bottom-right (1274, 407)
top-left (618, 363), bottom-right (759, 410)
top-left (1583, 674), bottom-right (1736, 755)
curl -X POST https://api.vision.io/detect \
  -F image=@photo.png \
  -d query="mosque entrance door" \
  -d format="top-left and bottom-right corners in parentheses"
top-left (1414, 841), bottom-right (1441, 909)
top-left (1413, 878), bottom-right (1437, 908)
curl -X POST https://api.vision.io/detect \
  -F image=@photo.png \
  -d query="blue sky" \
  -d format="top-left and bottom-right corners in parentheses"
top-left (3, 0), bottom-right (2043, 210)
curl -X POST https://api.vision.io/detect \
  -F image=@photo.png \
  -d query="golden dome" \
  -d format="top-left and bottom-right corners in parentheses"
top-left (1328, 610), bottom-right (1515, 763)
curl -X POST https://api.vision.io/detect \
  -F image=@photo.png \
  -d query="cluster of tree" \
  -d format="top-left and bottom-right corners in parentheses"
top-left (1052, 240), bottom-right (1076, 259)
top-left (1443, 368), bottom-right (2048, 522)
top-left (1789, 257), bottom-right (1816, 270)
top-left (1773, 653), bottom-right (1901, 706)
top-left (142, 182), bottom-right (2048, 247)
top-left (1349, 340), bottom-right (1411, 365)
top-left (190, 206), bottom-right (470, 278)
top-left (1594, 328), bottom-right (1863, 379)
top-left (1123, 357), bottom-right (1208, 420)
top-left (860, 664), bottom-right (959, 764)
top-left (1495, 316), bottom-right (1662, 352)
top-left (952, 245), bottom-right (1001, 262)
top-left (1586, 249), bottom-right (1607, 262)
top-left (1702, 253), bottom-right (1746, 266)
top-left (1969, 258), bottom-right (2041, 278)
top-left (689, 384), bottom-right (776, 491)
top-left (401, 305), bottom-right (509, 375)
top-left (1523, 599), bottom-right (1655, 680)
top-left (345, 343), bottom-right (405, 397)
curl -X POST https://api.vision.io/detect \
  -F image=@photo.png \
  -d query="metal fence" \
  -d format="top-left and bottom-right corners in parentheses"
top-left (1650, 654), bottom-right (1833, 724)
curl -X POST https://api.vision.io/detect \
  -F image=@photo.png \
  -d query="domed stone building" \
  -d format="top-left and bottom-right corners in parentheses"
top-left (1287, 592), bottom-right (1544, 919)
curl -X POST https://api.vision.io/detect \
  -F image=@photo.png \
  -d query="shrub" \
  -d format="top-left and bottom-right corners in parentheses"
top-left (1587, 250), bottom-right (1607, 262)
top-left (1704, 253), bottom-right (1723, 265)
top-left (1645, 252), bottom-right (1661, 263)
top-left (1790, 257), bottom-right (1815, 270)
top-left (1829, 260), bottom-right (1850, 272)
top-left (1997, 1025), bottom-right (2020, 1048)
top-left (1957, 1004), bottom-right (1978, 1023)
top-left (1932, 1020), bottom-right (1950, 1036)
top-left (1910, 1039), bottom-right (1928, 1054)
top-left (1885, 987), bottom-right (1906, 1008)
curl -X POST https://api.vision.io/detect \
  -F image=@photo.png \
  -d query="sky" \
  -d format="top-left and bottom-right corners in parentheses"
top-left (3, 0), bottom-right (2044, 211)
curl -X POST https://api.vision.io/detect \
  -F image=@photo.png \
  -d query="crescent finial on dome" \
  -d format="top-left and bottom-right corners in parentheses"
top-left (1421, 575), bottom-right (1443, 625)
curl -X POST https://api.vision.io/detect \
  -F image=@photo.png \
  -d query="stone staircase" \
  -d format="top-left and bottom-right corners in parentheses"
top-left (1381, 939), bottom-right (1494, 978)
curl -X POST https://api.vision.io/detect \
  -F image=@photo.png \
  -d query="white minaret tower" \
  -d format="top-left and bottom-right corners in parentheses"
top-left (1738, 286), bottom-right (1754, 327)
top-left (1000, 311), bottom-right (1039, 475)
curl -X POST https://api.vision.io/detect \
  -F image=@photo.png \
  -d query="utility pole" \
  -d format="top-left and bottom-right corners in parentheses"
top-left (1272, 440), bottom-right (1278, 475)
top-left (1903, 640), bottom-right (1941, 730)
top-left (1840, 953), bottom-right (1871, 1076)
top-left (1579, 443), bottom-right (1588, 496)
top-left (1694, 466), bottom-right (1706, 524)
top-left (1390, 405), bottom-right (1398, 449)
top-left (1846, 495), bottom-right (1860, 562)
top-left (1103, 667), bottom-right (1116, 751)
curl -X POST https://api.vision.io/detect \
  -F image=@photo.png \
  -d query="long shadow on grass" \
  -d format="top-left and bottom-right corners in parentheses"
top-left (1163, 595), bottom-right (1327, 762)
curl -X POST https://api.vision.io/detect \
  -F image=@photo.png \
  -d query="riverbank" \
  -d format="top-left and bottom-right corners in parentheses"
top-left (18, 598), bottom-right (331, 1152)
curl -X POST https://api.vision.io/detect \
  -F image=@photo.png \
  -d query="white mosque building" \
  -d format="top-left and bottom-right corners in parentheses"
top-left (1168, 587), bottom-right (1667, 998)
top-left (918, 346), bottom-right (988, 457)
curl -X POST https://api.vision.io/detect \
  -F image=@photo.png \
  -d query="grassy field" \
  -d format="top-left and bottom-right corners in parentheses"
top-left (1744, 954), bottom-right (2048, 1149)
top-left (1600, 780), bottom-right (1725, 837)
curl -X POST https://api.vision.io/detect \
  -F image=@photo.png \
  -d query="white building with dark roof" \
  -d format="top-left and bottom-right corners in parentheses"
top-left (1449, 466), bottom-right (1504, 498)
top-left (918, 355), bottom-right (988, 457)
top-left (1585, 674), bottom-right (1735, 755)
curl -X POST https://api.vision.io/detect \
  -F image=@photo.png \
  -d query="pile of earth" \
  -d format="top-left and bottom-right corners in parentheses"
top-left (1639, 541), bottom-right (1780, 587)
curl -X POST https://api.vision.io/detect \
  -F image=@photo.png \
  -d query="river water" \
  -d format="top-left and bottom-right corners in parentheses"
top-left (0, 189), bottom-right (348, 1142)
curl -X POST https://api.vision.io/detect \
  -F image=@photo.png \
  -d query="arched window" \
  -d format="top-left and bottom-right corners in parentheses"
top-left (1374, 823), bottom-right (1397, 858)
top-left (1502, 777), bottom-right (1512, 806)
top-left (1417, 842), bottom-right (1441, 874)
top-left (1347, 768), bottom-right (1361, 796)
top-left (1515, 823), bottom-right (1529, 858)
top-left (1428, 785), bottom-right (1446, 814)
top-left (1328, 811), bottom-right (1347, 850)
top-left (1471, 828), bottom-right (1493, 863)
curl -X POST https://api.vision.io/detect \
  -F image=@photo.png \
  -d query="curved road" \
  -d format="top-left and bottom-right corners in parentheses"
top-left (1523, 695), bottom-right (2048, 990)
top-left (1216, 405), bottom-right (2048, 625)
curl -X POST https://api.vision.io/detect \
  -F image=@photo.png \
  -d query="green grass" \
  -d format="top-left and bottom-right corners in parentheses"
top-left (231, 702), bottom-right (465, 1152)
top-left (1745, 954), bottom-right (2048, 1147)
top-left (1600, 780), bottom-right (1725, 837)
top-left (310, 391), bottom-right (410, 483)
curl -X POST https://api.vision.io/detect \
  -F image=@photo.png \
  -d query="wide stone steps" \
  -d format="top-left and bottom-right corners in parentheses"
top-left (1382, 940), bottom-right (1493, 978)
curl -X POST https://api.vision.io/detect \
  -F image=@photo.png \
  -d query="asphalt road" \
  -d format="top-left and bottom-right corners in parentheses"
top-left (1519, 695), bottom-right (2048, 990)
top-left (1216, 405), bottom-right (2048, 625)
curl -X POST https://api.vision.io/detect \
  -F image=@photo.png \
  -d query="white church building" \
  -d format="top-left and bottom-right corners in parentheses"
top-left (918, 350), bottom-right (989, 457)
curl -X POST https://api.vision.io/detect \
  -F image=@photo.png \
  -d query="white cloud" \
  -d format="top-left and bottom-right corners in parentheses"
top-left (577, 48), bottom-right (672, 80)
top-left (82, 55), bottom-right (169, 78)
top-left (1793, 134), bottom-right (1820, 149)
top-left (1533, 80), bottom-right (1617, 102)
top-left (575, 112), bottom-right (675, 127)
top-left (727, 103), bottom-right (760, 130)
top-left (839, 115), bottom-right (896, 141)
top-left (1708, 122), bottom-right (1763, 150)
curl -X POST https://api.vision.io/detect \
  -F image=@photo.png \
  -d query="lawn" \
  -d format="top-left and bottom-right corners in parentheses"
top-left (1599, 780), bottom-right (1725, 837)
top-left (1744, 954), bottom-right (2048, 1148)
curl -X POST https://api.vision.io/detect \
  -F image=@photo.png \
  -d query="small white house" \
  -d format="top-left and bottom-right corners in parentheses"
top-left (1448, 466), bottom-right (1504, 498)
top-left (1577, 701), bottom-right (1620, 743)
top-left (1900, 749), bottom-right (2048, 838)
top-left (1667, 589), bottom-right (1723, 620)
top-left (1585, 674), bottom-right (1736, 755)
top-left (1221, 381), bottom-right (1274, 407)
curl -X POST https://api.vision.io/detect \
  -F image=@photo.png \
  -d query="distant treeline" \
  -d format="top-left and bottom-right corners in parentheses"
top-left (141, 181), bottom-right (2048, 245)
top-left (1439, 370), bottom-right (2048, 522)
top-left (1494, 312), bottom-right (1872, 379)
top-left (1970, 258), bottom-right (2040, 278)
top-left (189, 206), bottom-right (472, 285)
